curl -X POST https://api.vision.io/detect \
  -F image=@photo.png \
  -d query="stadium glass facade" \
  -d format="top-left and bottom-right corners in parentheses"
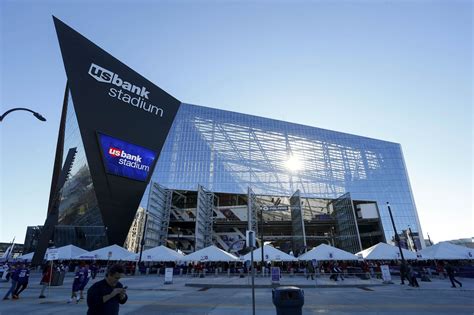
top-left (141, 103), bottom-right (424, 251)
top-left (40, 97), bottom-right (424, 254)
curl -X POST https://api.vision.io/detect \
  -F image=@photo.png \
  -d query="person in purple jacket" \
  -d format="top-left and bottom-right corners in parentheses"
top-left (79, 264), bottom-right (91, 300)
top-left (68, 264), bottom-right (86, 304)
top-left (12, 263), bottom-right (30, 299)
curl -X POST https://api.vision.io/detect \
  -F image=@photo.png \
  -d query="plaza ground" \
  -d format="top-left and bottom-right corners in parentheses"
top-left (0, 271), bottom-right (473, 314)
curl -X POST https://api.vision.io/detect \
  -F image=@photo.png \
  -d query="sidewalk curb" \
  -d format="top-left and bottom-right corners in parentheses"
top-left (185, 283), bottom-right (388, 289)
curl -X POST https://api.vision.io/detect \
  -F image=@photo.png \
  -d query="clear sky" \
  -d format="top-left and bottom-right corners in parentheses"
top-left (0, 0), bottom-right (472, 245)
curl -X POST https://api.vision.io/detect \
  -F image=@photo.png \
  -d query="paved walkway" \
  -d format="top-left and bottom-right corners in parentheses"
top-left (0, 272), bottom-right (473, 314)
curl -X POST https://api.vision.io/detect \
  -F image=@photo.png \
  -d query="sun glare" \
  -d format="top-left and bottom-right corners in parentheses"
top-left (285, 155), bottom-right (302, 172)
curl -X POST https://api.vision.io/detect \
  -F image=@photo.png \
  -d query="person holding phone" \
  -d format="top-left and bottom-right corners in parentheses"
top-left (87, 264), bottom-right (128, 315)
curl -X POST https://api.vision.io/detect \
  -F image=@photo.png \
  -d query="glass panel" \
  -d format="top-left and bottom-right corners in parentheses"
top-left (152, 104), bottom-right (423, 246)
top-left (57, 91), bottom-right (103, 228)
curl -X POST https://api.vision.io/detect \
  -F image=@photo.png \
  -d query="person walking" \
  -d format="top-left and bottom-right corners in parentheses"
top-left (79, 264), bottom-right (91, 300)
top-left (407, 263), bottom-right (419, 287)
top-left (87, 264), bottom-right (128, 315)
top-left (90, 263), bottom-right (98, 279)
top-left (39, 264), bottom-right (53, 298)
top-left (399, 261), bottom-right (408, 285)
top-left (69, 264), bottom-right (86, 303)
top-left (2, 264), bottom-right (18, 300)
top-left (306, 262), bottom-right (315, 280)
top-left (445, 262), bottom-right (462, 288)
top-left (12, 263), bottom-right (30, 299)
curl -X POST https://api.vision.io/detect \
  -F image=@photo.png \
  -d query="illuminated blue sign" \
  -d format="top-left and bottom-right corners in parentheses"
top-left (98, 133), bottom-right (157, 181)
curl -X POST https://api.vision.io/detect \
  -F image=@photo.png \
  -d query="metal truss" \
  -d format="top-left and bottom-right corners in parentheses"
top-left (290, 189), bottom-right (307, 256)
top-left (146, 182), bottom-right (173, 247)
top-left (195, 185), bottom-right (216, 250)
top-left (247, 187), bottom-right (259, 235)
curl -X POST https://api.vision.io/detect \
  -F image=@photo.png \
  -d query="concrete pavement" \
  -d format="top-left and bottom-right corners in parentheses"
top-left (0, 271), bottom-right (473, 314)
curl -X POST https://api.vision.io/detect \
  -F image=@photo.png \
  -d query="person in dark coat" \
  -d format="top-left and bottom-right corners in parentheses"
top-left (445, 262), bottom-right (462, 288)
top-left (306, 262), bottom-right (315, 280)
top-left (87, 264), bottom-right (127, 315)
top-left (407, 263), bottom-right (419, 287)
top-left (400, 261), bottom-right (408, 285)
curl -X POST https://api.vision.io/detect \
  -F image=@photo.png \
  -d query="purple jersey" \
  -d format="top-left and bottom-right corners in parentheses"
top-left (16, 268), bottom-right (29, 284)
top-left (79, 268), bottom-right (91, 290)
top-left (72, 268), bottom-right (86, 291)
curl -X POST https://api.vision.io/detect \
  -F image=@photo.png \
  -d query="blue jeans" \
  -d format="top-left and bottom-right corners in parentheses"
top-left (3, 280), bottom-right (17, 299)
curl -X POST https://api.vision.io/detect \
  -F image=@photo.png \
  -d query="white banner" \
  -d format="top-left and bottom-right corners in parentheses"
top-left (47, 249), bottom-right (59, 261)
top-left (164, 268), bottom-right (173, 284)
top-left (271, 267), bottom-right (280, 284)
top-left (381, 265), bottom-right (391, 282)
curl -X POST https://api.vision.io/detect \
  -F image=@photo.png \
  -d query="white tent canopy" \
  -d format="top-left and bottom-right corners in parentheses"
top-left (124, 245), bottom-right (185, 262)
top-left (46, 245), bottom-right (89, 260)
top-left (182, 245), bottom-right (238, 262)
top-left (17, 245), bottom-right (88, 261)
top-left (243, 245), bottom-right (297, 262)
top-left (75, 244), bottom-right (134, 261)
top-left (418, 242), bottom-right (473, 260)
top-left (356, 242), bottom-right (417, 260)
top-left (17, 252), bottom-right (34, 261)
top-left (298, 244), bottom-right (359, 261)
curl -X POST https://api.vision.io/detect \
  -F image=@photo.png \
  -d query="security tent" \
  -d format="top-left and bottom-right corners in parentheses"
top-left (182, 245), bottom-right (238, 262)
top-left (356, 242), bottom-right (417, 260)
top-left (74, 244), bottom-right (134, 261)
top-left (17, 245), bottom-right (88, 261)
top-left (418, 242), bottom-right (473, 260)
top-left (298, 244), bottom-right (359, 261)
top-left (243, 245), bottom-right (297, 262)
top-left (124, 245), bottom-right (185, 262)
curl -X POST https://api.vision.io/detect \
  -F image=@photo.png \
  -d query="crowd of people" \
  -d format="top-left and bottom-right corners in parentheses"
top-left (0, 258), bottom-right (469, 304)
top-left (1, 261), bottom-right (100, 302)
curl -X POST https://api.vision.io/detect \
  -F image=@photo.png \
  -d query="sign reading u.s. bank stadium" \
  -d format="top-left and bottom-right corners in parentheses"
top-left (88, 63), bottom-right (164, 117)
top-left (53, 16), bottom-right (181, 246)
top-left (98, 133), bottom-right (158, 181)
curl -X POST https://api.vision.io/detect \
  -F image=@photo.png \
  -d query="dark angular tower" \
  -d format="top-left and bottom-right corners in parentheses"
top-left (46, 17), bottom-right (181, 248)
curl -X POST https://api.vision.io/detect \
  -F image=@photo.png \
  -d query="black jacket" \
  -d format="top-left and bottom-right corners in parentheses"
top-left (87, 279), bottom-right (128, 315)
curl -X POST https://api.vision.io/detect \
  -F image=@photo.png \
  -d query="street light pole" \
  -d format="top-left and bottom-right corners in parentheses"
top-left (260, 207), bottom-right (264, 274)
top-left (137, 210), bottom-right (149, 274)
top-left (386, 202), bottom-right (406, 263)
top-left (177, 227), bottom-right (181, 250)
top-left (0, 107), bottom-right (46, 122)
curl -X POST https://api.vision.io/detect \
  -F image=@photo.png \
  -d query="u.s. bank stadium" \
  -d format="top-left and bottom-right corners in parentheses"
top-left (25, 17), bottom-right (425, 261)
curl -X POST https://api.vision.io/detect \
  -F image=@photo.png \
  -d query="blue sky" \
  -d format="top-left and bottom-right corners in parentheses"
top-left (1, 0), bottom-right (472, 245)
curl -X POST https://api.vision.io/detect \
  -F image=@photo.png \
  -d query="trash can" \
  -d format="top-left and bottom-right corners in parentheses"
top-left (272, 286), bottom-right (304, 315)
top-left (58, 271), bottom-right (66, 285)
top-left (50, 270), bottom-right (66, 286)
